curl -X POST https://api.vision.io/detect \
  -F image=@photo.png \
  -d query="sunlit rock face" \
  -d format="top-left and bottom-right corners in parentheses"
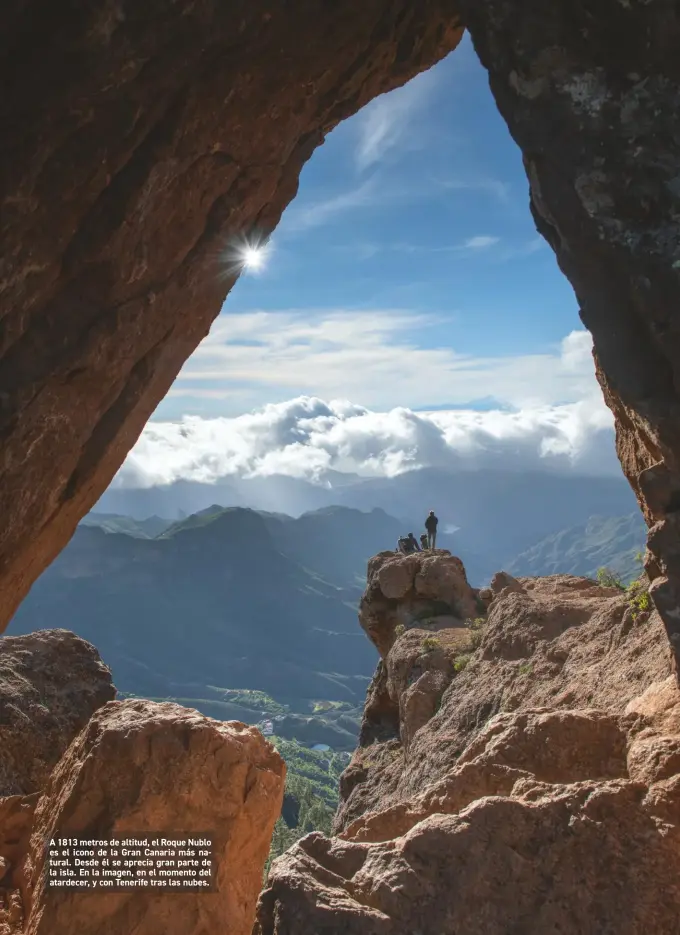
top-left (456, 0), bottom-right (680, 673)
top-left (23, 700), bottom-right (285, 935)
top-left (255, 556), bottom-right (680, 935)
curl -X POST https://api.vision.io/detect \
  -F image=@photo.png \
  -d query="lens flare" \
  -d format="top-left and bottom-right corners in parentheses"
top-left (219, 234), bottom-right (272, 279)
top-left (241, 246), bottom-right (266, 271)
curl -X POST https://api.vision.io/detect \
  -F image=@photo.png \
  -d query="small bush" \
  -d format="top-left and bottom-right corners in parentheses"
top-left (421, 636), bottom-right (441, 653)
top-left (463, 616), bottom-right (486, 651)
top-left (627, 579), bottom-right (652, 619)
top-left (454, 653), bottom-right (471, 673)
top-left (596, 567), bottom-right (625, 590)
top-left (518, 662), bottom-right (533, 676)
top-left (394, 623), bottom-right (405, 637)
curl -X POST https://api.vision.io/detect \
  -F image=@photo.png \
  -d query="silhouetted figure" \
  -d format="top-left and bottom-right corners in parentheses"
top-left (425, 511), bottom-right (438, 549)
top-left (397, 534), bottom-right (420, 554)
top-left (420, 533), bottom-right (429, 551)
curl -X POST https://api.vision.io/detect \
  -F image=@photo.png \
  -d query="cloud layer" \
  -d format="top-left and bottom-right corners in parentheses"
top-left (167, 314), bottom-right (603, 417)
top-left (116, 386), bottom-right (617, 491)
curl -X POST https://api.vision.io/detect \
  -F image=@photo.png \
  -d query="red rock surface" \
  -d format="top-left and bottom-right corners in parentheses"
top-left (23, 699), bottom-right (285, 935)
top-left (360, 550), bottom-right (479, 658)
top-left (0, 795), bottom-right (39, 935)
top-left (0, 629), bottom-right (115, 796)
top-left (255, 553), bottom-right (680, 934)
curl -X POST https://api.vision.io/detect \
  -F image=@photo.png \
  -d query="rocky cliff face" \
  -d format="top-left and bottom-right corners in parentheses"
top-left (0, 630), bottom-right (285, 935)
top-left (256, 551), bottom-right (680, 934)
top-left (0, 630), bottom-right (115, 796)
top-left (24, 700), bottom-right (284, 935)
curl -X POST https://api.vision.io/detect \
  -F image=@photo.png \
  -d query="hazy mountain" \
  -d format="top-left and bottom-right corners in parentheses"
top-left (505, 513), bottom-right (647, 583)
top-left (10, 506), bottom-right (406, 707)
top-left (334, 468), bottom-right (638, 584)
top-left (96, 467), bottom-right (638, 586)
top-left (80, 512), bottom-right (173, 538)
top-left (94, 478), bottom-right (247, 519)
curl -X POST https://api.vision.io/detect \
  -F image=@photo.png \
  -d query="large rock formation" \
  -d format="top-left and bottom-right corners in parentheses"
top-left (2, 2), bottom-right (680, 678)
top-left (0, 629), bottom-right (115, 796)
top-left (255, 552), bottom-right (680, 933)
top-left (0, 1), bottom-right (463, 631)
top-left (0, 794), bottom-right (39, 934)
top-left (22, 699), bottom-right (285, 935)
top-left (359, 550), bottom-right (479, 657)
top-left (456, 0), bottom-right (680, 672)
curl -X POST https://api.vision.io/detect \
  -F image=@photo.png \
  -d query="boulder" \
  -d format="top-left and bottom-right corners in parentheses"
top-left (256, 776), bottom-right (680, 935)
top-left (256, 566), bottom-right (680, 933)
top-left (0, 629), bottom-right (115, 795)
top-left (23, 699), bottom-right (285, 935)
top-left (488, 571), bottom-right (525, 595)
top-left (359, 551), bottom-right (479, 658)
top-left (347, 564), bottom-right (668, 830)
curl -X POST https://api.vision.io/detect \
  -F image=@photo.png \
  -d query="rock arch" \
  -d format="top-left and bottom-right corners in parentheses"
top-left (3, 1), bottom-right (680, 674)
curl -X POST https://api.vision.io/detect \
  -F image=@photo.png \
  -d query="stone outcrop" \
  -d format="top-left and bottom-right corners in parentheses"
top-left (360, 550), bottom-right (479, 657)
top-left (455, 0), bottom-right (680, 673)
top-left (0, 1), bottom-right (463, 632)
top-left (256, 552), bottom-right (680, 933)
top-left (22, 699), bottom-right (285, 935)
top-left (0, 629), bottom-right (115, 796)
top-left (0, 794), bottom-right (39, 934)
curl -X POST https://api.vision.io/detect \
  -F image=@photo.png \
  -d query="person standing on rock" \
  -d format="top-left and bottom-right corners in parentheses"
top-left (425, 510), bottom-right (438, 550)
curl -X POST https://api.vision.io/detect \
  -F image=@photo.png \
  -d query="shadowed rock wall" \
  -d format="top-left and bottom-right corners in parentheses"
top-left (457, 0), bottom-right (680, 671)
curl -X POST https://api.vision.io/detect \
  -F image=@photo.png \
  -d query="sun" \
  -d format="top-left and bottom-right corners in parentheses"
top-left (220, 235), bottom-right (272, 278)
top-left (241, 246), bottom-right (266, 271)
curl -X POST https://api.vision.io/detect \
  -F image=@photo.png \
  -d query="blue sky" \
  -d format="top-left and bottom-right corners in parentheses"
top-left (157, 35), bottom-right (587, 422)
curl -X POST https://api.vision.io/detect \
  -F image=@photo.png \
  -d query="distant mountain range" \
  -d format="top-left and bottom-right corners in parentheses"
top-left (98, 467), bottom-right (639, 584)
top-left (9, 497), bottom-right (650, 751)
top-left (10, 506), bottom-right (405, 716)
top-left (505, 513), bottom-right (647, 583)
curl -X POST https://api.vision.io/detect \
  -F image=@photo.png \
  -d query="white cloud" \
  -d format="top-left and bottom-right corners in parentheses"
top-left (131, 303), bottom-right (616, 490)
top-left (115, 327), bottom-right (617, 489)
top-left (436, 176), bottom-right (511, 204)
top-left (114, 389), bottom-right (617, 491)
top-left (355, 69), bottom-right (437, 171)
top-left (463, 236), bottom-right (500, 250)
top-left (168, 311), bottom-right (602, 415)
top-left (280, 182), bottom-right (376, 233)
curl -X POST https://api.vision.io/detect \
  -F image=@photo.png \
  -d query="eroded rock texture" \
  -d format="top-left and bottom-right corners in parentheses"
top-left (359, 550), bottom-right (479, 658)
top-left (0, 794), bottom-right (38, 934)
top-left (22, 699), bottom-right (285, 935)
top-left (455, 0), bottom-right (680, 670)
top-left (0, 1), bottom-right (463, 630)
top-left (255, 553), bottom-right (680, 934)
top-left (0, 629), bottom-right (115, 796)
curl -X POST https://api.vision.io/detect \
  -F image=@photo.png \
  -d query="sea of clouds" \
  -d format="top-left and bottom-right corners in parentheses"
top-left (113, 393), bottom-right (617, 490)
